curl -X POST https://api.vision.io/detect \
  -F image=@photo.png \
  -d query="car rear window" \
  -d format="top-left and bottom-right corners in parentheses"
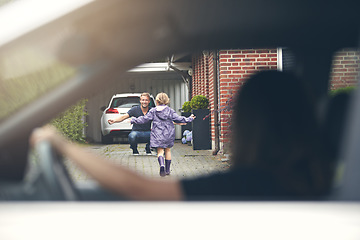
top-left (111, 97), bottom-right (140, 108)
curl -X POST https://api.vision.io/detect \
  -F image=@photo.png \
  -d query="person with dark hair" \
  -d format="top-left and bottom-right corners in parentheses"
top-left (30, 71), bottom-right (333, 200)
top-left (182, 71), bottom-right (333, 200)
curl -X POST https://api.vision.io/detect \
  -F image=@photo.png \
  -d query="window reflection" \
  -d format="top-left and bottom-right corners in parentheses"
top-left (0, 47), bottom-right (75, 121)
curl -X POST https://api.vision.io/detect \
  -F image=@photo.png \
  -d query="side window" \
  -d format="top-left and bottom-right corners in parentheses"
top-left (329, 48), bottom-right (360, 90)
top-left (149, 98), bottom-right (155, 107)
top-left (281, 47), bottom-right (296, 72)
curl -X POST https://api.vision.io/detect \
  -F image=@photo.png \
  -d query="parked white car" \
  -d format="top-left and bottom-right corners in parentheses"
top-left (100, 93), bottom-right (155, 143)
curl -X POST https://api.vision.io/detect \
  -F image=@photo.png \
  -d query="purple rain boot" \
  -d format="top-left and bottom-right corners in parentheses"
top-left (165, 160), bottom-right (171, 175)
top-left (158, 156), bottom-right (165, 177)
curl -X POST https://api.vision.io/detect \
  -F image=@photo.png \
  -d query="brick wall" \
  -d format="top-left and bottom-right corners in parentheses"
top-left (192, 53), bottom-right (211, 97)
top-left (329, 49), bottom-right (360, 90)
top-left (217, 49), bottom-right (278, 152)
top-left (191, 49), bottom-right (278, 152)
top-left (191, 48), bottom-right (359, 154)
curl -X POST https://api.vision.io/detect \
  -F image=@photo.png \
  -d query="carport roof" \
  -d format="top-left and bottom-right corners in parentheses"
top-left (129, 62), bottom-right (191, 73)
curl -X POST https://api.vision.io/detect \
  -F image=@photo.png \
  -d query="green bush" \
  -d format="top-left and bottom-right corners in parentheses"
top-left (330, 86), bottom-right (356, 96)
top-left (50, 99), bottom-right (88, 143)
top-left (190, 95), bottom-right (209, 110)
top-left (182, 101), bottom-right (192, 112)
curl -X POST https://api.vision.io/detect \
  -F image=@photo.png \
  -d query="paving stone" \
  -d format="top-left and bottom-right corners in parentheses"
top-left (66, 142), bottom-right (231, 182)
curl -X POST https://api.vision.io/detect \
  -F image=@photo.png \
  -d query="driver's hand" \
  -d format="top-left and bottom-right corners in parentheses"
top-left (190, 114), bottom-right (196, 119)
top-left (29, 125), bottom-right (62, 147)
top-left (108, 119), bottom-right (115, 125)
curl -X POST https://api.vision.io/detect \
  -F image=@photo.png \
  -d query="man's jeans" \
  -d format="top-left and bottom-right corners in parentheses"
top-left (128, 131), bottom-right (151, 151)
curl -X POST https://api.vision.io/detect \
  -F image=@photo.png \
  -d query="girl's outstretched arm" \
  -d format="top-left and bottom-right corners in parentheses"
top-left (130, 110), bottom-right (154, 125)
top-left (30, 126), bottom-right (184, 201)
top-left (172, 110), bottom-right (196, 123)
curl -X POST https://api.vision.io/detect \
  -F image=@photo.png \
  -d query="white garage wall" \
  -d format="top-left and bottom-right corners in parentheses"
top-left (85, 72), bottom-right (189, 143)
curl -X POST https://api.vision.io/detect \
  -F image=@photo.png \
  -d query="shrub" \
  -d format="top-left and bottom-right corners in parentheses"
top-left (330, 86), bottom-right (356, 96)
top-left (50, 99), bottom-right (88, 143)
top-left (182, 101), bottom-right (192, 112)
top-left (190, 95), bottom-right (209, 110)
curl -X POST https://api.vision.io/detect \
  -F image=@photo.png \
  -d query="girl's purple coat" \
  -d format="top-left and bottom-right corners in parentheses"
top-left (131, 105), bottom-right (194, 148)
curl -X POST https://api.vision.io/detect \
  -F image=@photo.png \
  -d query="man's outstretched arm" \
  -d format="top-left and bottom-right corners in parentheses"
top-left (108, 113), bottom-right (130, 125)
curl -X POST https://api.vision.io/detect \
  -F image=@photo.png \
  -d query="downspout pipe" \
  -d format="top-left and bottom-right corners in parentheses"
top-left (213, 50), bottom-right (220, 155)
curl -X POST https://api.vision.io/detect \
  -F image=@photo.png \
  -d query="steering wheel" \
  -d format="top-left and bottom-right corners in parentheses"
top-left (36, 141), bottom-right (80, 200)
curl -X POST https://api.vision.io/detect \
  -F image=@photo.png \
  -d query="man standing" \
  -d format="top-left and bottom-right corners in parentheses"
top-left (108, 92), bottom-right (152, 155)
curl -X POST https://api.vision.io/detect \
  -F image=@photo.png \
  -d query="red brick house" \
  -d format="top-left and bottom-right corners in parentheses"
top-left (191, 48), bottom-right (360, 154)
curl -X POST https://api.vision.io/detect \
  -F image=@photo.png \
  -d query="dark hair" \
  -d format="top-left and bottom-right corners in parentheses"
top-left (231, 71), bottom-right (332, 195)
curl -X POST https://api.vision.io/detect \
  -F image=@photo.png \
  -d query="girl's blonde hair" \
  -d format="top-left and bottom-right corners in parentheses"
top-left (156, 92), bottom-right (170, 105)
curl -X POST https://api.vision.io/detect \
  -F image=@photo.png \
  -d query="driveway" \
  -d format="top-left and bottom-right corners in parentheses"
top-left (65, 141), bottom-right (231, 182)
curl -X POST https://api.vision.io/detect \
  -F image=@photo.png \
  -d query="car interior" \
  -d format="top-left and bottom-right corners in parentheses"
top-left (0, 0), bottom-right (359, 238)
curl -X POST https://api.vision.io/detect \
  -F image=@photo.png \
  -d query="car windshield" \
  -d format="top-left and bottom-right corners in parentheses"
top-left (0, 0), bottom-right (92, 123)
top-left (0, 51), bottom-right (76, 121)
top-left (0, 0), bottom-right (359, 204)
